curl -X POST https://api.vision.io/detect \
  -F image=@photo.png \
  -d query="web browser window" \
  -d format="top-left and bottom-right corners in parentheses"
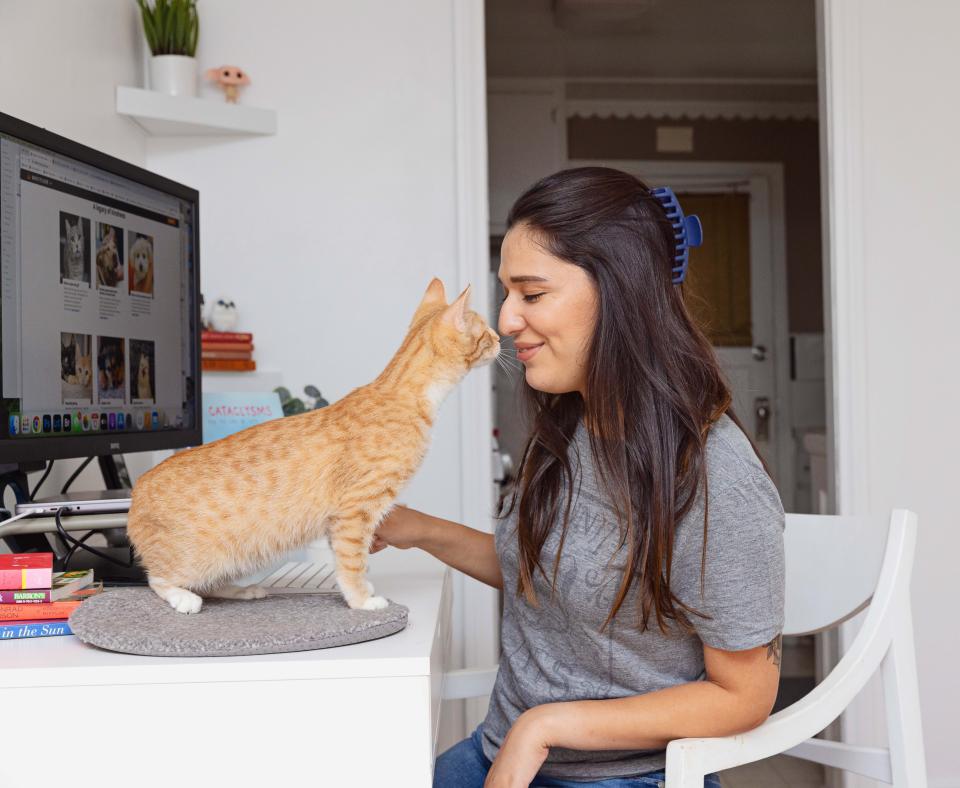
top-left (0, 131), bottom-right (197, 442)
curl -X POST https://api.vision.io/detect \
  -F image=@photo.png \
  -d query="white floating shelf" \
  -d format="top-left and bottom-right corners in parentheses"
top-left (116, 86), bottom-right (277, 136)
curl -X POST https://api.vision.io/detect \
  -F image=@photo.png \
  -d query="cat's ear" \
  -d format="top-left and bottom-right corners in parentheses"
top-left (441, 285), bottom-right (472, 332)
top-left (410, 278), bottom-right (447, 326)
top-left (422, 277), bottom-right (446, 306)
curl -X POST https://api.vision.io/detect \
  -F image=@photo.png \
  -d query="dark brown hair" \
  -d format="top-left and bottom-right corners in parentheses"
top-left (502, 166), bottom-right (771, 633)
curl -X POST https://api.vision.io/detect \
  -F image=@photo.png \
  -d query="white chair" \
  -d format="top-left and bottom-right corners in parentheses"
top-left (443, 509), bottom-right (927, 787)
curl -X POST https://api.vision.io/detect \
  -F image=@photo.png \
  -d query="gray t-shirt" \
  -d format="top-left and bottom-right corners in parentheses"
top-left (481, 413), bottom-right (785, 779)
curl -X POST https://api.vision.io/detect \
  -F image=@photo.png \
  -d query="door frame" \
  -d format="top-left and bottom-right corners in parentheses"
top-left (567, 158), bottom-right (795, 511)
top-left (452, 0), bottom-right (499, 736)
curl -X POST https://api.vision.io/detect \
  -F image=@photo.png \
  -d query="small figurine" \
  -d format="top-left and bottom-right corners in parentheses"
top-left (209, 298), bottom-right (238, 332)
top-left (205, 65), bottom-right (250, 103)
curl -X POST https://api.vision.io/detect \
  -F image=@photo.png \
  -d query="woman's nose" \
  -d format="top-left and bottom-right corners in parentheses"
top-left (498, 301), bottom-right (525, 336)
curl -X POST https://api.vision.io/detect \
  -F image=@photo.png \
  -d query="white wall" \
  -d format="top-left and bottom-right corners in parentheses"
top-left (144, 0), bottom-right (467, 528)
top-left (0, 1), bottom-right (145, 166)
top-left (822, 2), bottom-right (960, 786)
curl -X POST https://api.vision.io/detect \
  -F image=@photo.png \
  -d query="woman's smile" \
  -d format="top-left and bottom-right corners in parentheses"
top-left (515, 342), bottom-right (544, 362)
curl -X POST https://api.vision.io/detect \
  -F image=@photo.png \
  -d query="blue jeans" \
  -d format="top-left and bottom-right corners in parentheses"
top-left (433, 727), bottom-right (722, 787)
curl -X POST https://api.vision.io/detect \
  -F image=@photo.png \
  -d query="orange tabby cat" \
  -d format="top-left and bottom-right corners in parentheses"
top-left (127, 278), bottom-right (500, 614)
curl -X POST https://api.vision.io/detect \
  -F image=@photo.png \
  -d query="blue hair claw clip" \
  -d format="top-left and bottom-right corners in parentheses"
top-left (651, 186), bottom-right (703, 284)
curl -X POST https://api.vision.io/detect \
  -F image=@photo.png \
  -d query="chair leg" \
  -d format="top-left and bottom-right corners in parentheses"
top-left (881, 598), bottom-right (928, 787)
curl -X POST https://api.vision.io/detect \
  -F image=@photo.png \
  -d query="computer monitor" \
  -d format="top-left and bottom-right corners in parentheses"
top-left (0, 112), bottom-right (201, 466)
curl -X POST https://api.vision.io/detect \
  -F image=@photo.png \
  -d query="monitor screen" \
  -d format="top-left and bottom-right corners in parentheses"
top-left (0, 113), bottom-right (201, 464)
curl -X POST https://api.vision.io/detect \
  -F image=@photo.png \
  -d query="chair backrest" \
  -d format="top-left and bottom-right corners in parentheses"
top-left (783, 512), bottom-right (890, 636)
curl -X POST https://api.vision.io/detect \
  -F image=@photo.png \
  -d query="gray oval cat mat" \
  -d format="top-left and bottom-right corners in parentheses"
top-left (69, 588), bottom-right (409, 657)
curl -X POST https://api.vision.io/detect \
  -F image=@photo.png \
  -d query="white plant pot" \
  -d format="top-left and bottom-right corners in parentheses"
top-left (149, 55), bottom-right (197, 97)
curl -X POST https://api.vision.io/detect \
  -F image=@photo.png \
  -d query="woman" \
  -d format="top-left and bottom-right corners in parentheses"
top-left (373, 167), bottom-right (785, 787)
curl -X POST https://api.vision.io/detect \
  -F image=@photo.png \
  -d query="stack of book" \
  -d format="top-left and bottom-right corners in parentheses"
top-left (201, 330), bottom-right (256, 372)
top-left (0, 553), bottom-right (100, 640)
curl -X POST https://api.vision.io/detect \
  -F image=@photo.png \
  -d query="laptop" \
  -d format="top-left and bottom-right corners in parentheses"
top-left (15, 489), bottom-right (132, 517)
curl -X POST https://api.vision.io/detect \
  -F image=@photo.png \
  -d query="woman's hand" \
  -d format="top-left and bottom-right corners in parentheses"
top-left (370, 504), bottom-right (428, 553)
top-left (483, 709), bottom-right (552, 788)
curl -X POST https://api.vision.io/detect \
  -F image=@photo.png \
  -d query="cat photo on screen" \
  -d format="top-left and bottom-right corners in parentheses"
top-left (60, 332), bottom-right (93, 403)
top-left (95, 223), bottom-right (124, 289)
top-left (129, 338), bottom-right (156, 403)
top-left (59, 212), bottom-right (91, 285)
top-left (127, 279), bottom-right (501, 614)
top-left (96, 336), bottom-right (126, 404)
top-left (129, 232), bottom-right (154, 296)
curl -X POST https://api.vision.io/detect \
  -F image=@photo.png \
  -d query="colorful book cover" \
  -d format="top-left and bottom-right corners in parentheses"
top-left (202, 390), bottom-right (283, 444)
top-left (0, 618), bottom-right (73, 640)
top-left (0, 600), bottom-right (81, 621)
top-left (201, 349), bottom-right (254, 360)
top-left (200, 341), bottom-right (254, 352)
top-left (0, 553), bottom-right (53, 591)
top-left (0, 569), bottom-right (94, 604)
top-left (202, 358), bottom-right (257, 372)
top-left (201, 330), bottom-right (253, 343)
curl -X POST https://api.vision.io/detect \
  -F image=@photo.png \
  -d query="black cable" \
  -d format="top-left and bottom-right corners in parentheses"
top-left (63, 530), bottom-right (96, 571)
top-left (30, 460), bottom-right (54, 499)
top-left (54, 507), bottom-right (134, 569)
top-left (60, 457), bottom-right (94, 495)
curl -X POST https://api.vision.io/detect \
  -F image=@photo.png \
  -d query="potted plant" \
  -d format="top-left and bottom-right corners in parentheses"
top-left (136, 0), bottom-right (200, 97)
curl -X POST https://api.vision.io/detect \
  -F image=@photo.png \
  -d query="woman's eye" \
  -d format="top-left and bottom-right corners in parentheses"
top-left (499, 292), bottom-right (546, 304)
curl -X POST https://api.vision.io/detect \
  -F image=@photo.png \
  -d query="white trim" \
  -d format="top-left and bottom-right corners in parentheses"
top-left (818, 3), bottom-right (877, 788)
top-left (563, 76), bottom-right (819, 87)
top-left (567, 159), bottom-right (795, 512)
top-left (488, 76), bottom-right (818, 87)
top-left (566, 99), bottom-right (818, 122)
top-left (452, 0), bottom-right (499, 732)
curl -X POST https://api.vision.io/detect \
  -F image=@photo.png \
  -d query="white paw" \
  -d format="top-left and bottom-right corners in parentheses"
top-left (360, 595), bottom-right (389, 611)
top-left (238, 584), bottom-right (268, 600)
top-left (167, 588), bottom-right (203, 614)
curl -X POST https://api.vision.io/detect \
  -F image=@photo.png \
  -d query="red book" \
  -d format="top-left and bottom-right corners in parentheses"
top-left (201, 349), bottom-right (254, 360)
top-left (0, 600), bottom-right (81, 621)
top-left (0, 553), bottom-right (53, 591)
top-left (202, 331), bottom-right (253, 343)
top-left (200, 342), bottom-right (254, 352)
top-left (202, 358), bottom-right (257, 372)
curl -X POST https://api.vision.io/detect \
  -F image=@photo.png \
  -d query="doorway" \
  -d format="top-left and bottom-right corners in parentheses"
top-left (483, 1), bottom-right (830, 785)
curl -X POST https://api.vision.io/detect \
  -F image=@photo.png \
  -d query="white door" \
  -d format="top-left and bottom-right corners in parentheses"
top-left (675, 184), bottom-right (779, 475)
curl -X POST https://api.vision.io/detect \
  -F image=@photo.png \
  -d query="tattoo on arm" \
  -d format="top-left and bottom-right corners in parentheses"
top-left (765, 634), bottom-right (783, 667)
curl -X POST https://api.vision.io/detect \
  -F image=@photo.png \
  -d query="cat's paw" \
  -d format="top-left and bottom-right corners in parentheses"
top-left (238, 584), bottom-right (268, 600)
top-left (360, 595), bottom-right (389, 611)
top-left (167, 587), bottom-right (203, 614)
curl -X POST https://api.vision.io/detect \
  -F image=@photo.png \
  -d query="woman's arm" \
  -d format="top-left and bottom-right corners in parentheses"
top-left (372, 505), bottom-right (503, 590)
top-left (484, 636), bottom-right (782, 787)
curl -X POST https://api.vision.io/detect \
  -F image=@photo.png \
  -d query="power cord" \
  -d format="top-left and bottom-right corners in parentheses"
top-left (54, 507), bottom-right (134, 572)
top-left (30, 460), bottom-right (54, 499)
top-left (60, 456), bottom-right (94, 495)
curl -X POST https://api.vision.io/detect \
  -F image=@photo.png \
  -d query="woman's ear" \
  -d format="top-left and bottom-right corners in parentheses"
top-left (441, 285), bottom-right (472, 332)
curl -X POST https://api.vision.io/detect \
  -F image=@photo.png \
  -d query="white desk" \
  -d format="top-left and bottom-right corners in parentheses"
top-left (0, 569), bottom-right (452, 788)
